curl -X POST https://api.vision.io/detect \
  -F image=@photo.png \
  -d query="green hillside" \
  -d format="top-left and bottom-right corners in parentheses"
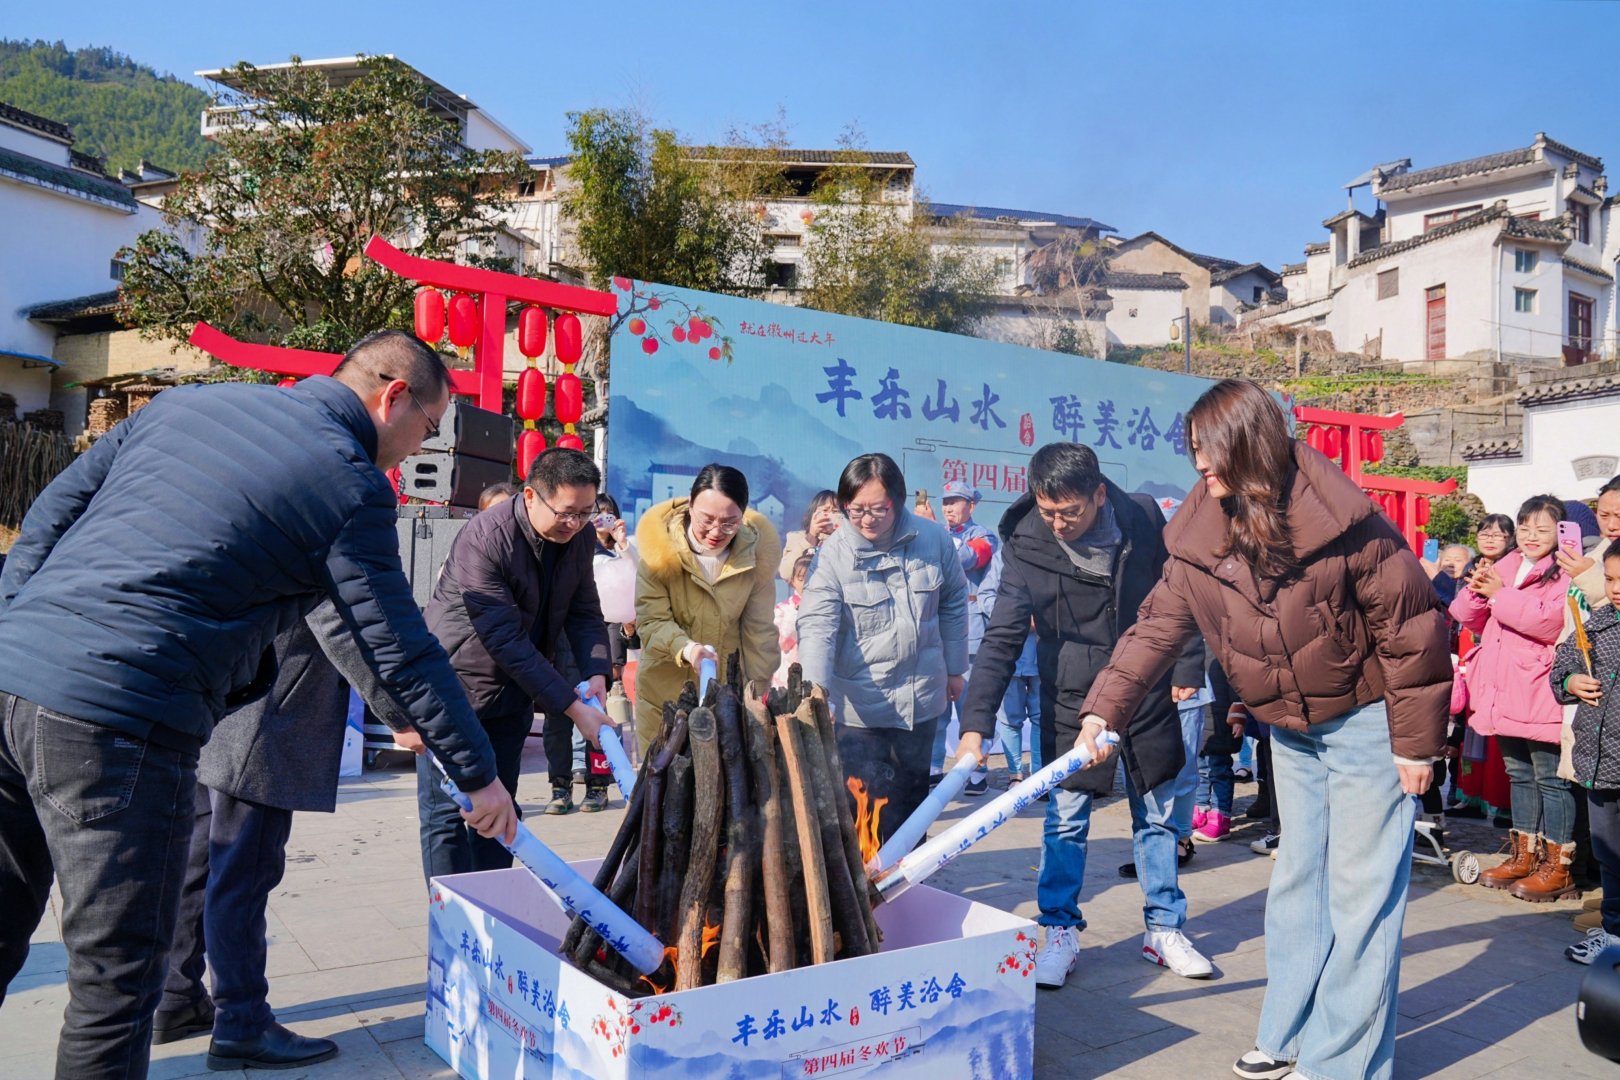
top-left (0, 39), bottom-right (212, 174)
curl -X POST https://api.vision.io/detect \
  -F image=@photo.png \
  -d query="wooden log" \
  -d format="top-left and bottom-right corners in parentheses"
top-left (657, 753), bottom-right (693, 944)
top-left (561, 738), bottom-right (657, 956)
top-left (774, 700), bottom-right (835, 964)
top-left (631, 710), bottom-right (690, 933)
top-left (811, 689), bottom-right (882, 950)
top-left (743, 684), bottom-right (795, 973)
top-left (675, 706), bottom-right (723, 991)
top-left (794, 700), bottom-right (871, 958)
top-left (714, 684), bottom-right (756, 983)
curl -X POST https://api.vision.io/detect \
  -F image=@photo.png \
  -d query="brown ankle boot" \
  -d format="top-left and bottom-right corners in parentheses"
top-left (1480, 830), bottom-right (1538, 890)
top-left (1509, 840), bottom-right (1580, 903)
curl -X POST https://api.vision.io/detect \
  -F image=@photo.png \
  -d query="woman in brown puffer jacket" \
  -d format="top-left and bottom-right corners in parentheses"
top-left (1077, 379), bottom-right (1450, 1080)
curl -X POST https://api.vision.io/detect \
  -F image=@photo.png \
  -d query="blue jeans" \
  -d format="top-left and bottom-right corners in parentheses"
top-left (163, 781), bottom-right (294, 1041)
top-left (1196, 752), bottom-right (1236, 816)
top-left (1257, 702), bottom-right (1413, 1080)
top-left (1038, 762), bottom-right (1186, 932)
top-left (0, 693), bottom-right (199, 1079)
top-left (1171, 705), bottom-right (1206, 840)
top-left (1496, 735), bottom-right (1574, 844)
top-left (996, 675), bottom-right (1043, 775)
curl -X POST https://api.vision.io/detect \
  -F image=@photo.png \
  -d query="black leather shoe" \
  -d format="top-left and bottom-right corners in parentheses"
top-left (153, 998), bottom-right (214, 1044)
top-left (207, 1022), bottom-right (338, 1070)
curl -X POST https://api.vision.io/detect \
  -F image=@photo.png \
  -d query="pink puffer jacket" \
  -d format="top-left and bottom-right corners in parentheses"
top-left (1448, 551), bottom-right (1568, 741)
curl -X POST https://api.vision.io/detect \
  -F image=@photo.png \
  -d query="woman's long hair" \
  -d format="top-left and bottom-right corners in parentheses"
top-left (1186, 379), bottom-right (1298, 580)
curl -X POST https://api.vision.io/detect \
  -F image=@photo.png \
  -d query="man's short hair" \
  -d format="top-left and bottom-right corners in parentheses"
top-left (477, 481), bottom-right (518, 510)
top-left (1029, 442), bottom-right (1104, 501)
top-left (525, 448), bottom-right (600, 497)
top-left (332, 330), bottom-right (453, 399)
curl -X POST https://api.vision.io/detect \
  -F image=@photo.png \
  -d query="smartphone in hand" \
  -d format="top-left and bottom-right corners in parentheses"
top-left (1558, 520), bottom-right (1583, 558)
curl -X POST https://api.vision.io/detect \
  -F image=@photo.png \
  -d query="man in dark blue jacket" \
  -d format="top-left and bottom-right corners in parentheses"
top-left (419, 447), bottom-right (614, 881)
top-left (0, 330), bottom-right (515, 1079)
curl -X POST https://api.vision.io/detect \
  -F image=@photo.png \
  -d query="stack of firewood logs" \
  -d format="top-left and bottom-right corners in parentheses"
top-left (563, 662), bottom-right (881, 995)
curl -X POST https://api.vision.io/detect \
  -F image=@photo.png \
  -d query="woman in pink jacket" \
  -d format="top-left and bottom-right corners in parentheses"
top-left (1450, 494), bottom-right (1577, 901)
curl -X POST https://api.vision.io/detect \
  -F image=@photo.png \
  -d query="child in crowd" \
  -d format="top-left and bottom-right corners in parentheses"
top-left (773, 552), bottom-right (813, 687)
top-left (1551, 538), bottom-right (1620, 962)
top-left (1452, 495), bottom-right (1578, 900)
top-left (1193, 661), bottom-right (1241, 842)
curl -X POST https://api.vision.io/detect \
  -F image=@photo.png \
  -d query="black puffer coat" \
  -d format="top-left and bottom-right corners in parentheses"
top-left (961, 482), bottom-right (1204, 793)
top-left (1552, 611), bottom-right (1620, 789)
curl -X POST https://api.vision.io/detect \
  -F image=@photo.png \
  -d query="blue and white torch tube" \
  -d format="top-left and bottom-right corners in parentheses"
top-left (868, 750), bottom-right (979, 873)
top-left (430, 756), bottom-right (664, 975)
top-left (870, 732), bottom-right (1119, 904)
top-left (698, 655), bottom-right (717, 701)
top-left (575, 681), bottom-right (636, 799)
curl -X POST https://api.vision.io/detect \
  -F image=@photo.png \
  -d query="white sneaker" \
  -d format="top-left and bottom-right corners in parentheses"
top-left (1142, 927), bottom-right (1213, 978)
top-left (1566, 927), bottom-right (1620, 965)
top-left (1232, 1049), bottom-right (1295, 1079)
top-left (1033, 925), bottom-right (1080, 988)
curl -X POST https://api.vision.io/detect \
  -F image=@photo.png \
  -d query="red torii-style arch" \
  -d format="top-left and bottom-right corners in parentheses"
top-left (187, 235), bottom-right (617, 415)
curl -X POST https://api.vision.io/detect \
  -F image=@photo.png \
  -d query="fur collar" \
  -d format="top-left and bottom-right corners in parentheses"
top-left (636, 496), bottom-right (781, 584)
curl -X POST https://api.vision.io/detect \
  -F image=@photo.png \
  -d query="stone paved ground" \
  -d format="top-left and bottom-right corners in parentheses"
top-left (2, 744), bottom-right (1612, 1079)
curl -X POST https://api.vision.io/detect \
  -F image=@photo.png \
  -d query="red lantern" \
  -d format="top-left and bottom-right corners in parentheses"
top-left (556, 432), bottom-right (585, 452)
top-left (518, 306), bottom-right (548, 359)
top-left (516, 367), bottom-right (547, 421)
top-left (517, 429), bottom-right (546, 479)
top-left (1415, 497), bottom-right (1431, 527)
top-left (555, 313), bottom-right (583, 366)
top-left (1306, 426), bottom-right (1324, 453)
top-left (555, 372), bottom-right (583, 425)
top-left (1321, 427), bottom-right (1342, 461)
top-left (448, 293), bottom-right (480, 349)
top-left (1367, 431), bottom-right (1384, 464)
top-left (413, 289), bottom-right (445, 344)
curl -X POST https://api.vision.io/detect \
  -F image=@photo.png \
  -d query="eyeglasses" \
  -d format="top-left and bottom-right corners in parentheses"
top-left (844, 502), bottom-right (893, 522)
top-left (1477, 529), bottom-right (1511, 538)
top-left (379, 372), bottom-right (441, 439)
top-left (1036, 503), bottom-right (1090, 524)
top-left (535, 491), bottom-right (593, 526)
top-left (692, 512), bottom-right (742, 536)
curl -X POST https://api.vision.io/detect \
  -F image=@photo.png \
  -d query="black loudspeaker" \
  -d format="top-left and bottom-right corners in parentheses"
top-left (395, 505), bottom-right (476, 608)
top-left (1578, 944), bottom-right (1620, 1062)
top-left (418, 402), bottom-right (513, 463)
top-left (398, 452), bottom-right (510, 508)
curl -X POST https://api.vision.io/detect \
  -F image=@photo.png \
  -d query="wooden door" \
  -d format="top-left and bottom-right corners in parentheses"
top-left (1569, 292), bottom-right (1595, 362)
top-left (1425, 285), bottom-right (1446, 360)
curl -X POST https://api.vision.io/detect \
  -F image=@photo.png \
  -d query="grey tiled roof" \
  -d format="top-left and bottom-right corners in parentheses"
top-left (1562, 257), bottom-right (1614, 282)
top-left (1304, 242), bottom-right (1329, 254)
top-left (1210, 262), bottom-right (1281, 285)
top-left (24, 290), bottom-right (122, 321)
top-left (1460, 437), bottom-right (1524, 461)
top-left (1281, 262), bottom-right (1306, 275)
top-left (1347, 204), bottom-right (1511, 268)
top-left (1542, 136), bottom-right (1603, 170)
top-left (1503, 215), bottom-right (1568, 243)
top-left (1379, 146), bottom-right (1539, 192)
top-left (1101, 271), bottom-right (1187, 291)
top-left (928, 203), bottom-right (1115, 233)
top-left (0, 145), bottom-right (136, 209)
top-left (0, 100), bottom-right (71, 143)
top-left (1117, 232), bottom-right (1241, 273)
top-left (681, 147), bottom-right (915, 167)
top-left (1518, 372), bottom-right (1620, 406)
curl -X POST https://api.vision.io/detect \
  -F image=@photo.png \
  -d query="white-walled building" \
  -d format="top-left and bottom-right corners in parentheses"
top-left (0, 101), bottom-right (163, 419)
top-left (1462, 369), bottom-right (1620, 512)
top-left (1253, 134), bottom-right (1614, 365)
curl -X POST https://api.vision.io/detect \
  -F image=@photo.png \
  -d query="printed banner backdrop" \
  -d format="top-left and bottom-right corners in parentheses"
top-left (606, 280), bottom-right (1214, 535)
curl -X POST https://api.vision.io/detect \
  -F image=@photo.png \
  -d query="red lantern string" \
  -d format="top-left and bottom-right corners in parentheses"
top-left (413, 289), bottom-right (446, 345)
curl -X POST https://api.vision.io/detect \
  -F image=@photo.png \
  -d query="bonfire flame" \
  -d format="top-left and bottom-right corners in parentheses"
top-left (637, 946), bottom-right (679, 995)
top-left (701, 921), bottom-right (721, 958)
top-left (846, 778), bottom-right (888, 866)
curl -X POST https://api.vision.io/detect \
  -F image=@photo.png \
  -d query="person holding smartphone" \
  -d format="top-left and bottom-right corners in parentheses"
top-left (1450, 495), bottom-right (1578, 901)
top-left (1559, 476), bottom-right (1620, 612)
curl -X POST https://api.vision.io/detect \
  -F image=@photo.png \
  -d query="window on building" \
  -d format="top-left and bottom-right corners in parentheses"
top-left (766, 262), bottom-right (799, 289)
top-left (1514, 249), bottom-right (1537, 273)
top-left (516, 179), bottom-right (536, 197)
top-left (1423, 205), bottom-right (1483, 231)
top-left (1252, 286), bottom-right (1265, 303)
top-left (1377, 268), bottom-right (1398, 300)
top-left (1570, 292), bottom-right (1595, 350)
top-left (769, 234), bottom-right (801, 247)
top-left (1514, 288), bottom-right (1536, 314)
top-left (109, 258), bottom-right (126, 281)
top-left (1573, 203), bottom-right (1592, 244)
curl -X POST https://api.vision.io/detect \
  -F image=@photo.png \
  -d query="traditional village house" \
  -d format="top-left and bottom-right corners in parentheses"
top-left (1252, 134), bottom-right (1614, 366)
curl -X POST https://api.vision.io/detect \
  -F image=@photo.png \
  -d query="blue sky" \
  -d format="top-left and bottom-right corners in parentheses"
top-left (11, 1), bottom-right (1619, 270)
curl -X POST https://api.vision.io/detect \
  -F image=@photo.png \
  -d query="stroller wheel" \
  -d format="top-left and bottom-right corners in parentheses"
top-left (1451, 850), bottom-right (1481, 885)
